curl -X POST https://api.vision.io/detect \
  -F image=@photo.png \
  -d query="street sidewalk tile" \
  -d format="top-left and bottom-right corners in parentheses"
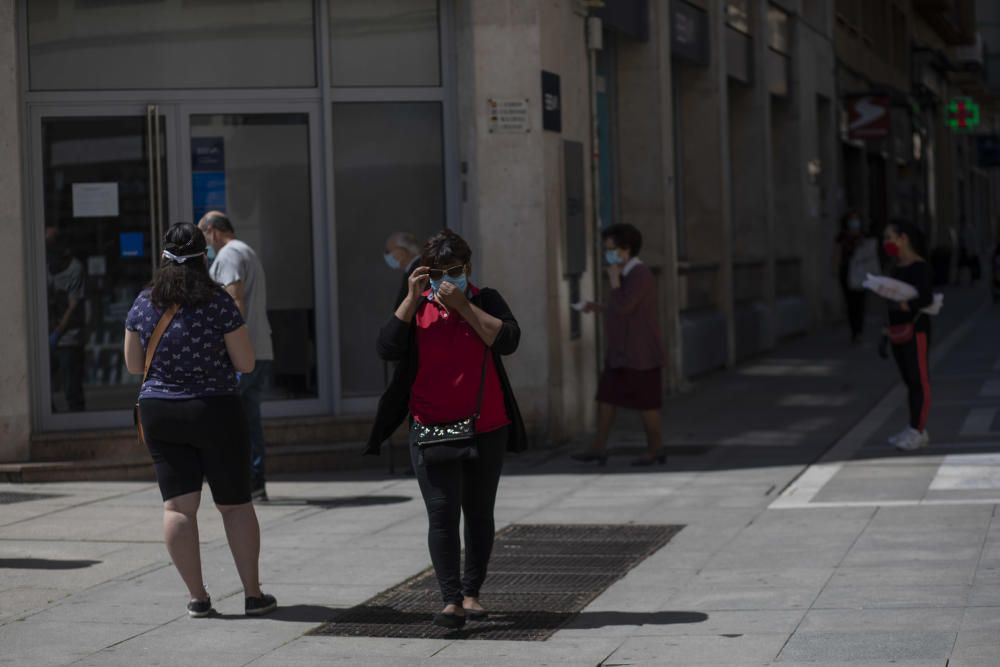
top-left (429, 637), bottom-right (623, 665)
top-left (777, 630), bottom-right (957, 663)
top-left (605, 633), bottom-right (788, 665)
top-left (0, 620), bottom-right (158, 666)
top-left (946, 629), bottom-right (1000, 665)
top-left (796, 607), bottom-right (965, 634)
top-left (813, 583), bottom-right (972, 609)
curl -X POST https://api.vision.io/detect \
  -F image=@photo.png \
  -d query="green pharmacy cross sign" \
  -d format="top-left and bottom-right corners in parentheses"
top-left (946, 97), bottom-right (980, 131)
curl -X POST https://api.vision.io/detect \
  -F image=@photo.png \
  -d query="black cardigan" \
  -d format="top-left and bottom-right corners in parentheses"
top-left (364, 288), bottom-right (528, 455)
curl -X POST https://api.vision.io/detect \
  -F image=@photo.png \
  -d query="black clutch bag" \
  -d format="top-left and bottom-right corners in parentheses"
top-left (413, 348), bottom-right (489, 464)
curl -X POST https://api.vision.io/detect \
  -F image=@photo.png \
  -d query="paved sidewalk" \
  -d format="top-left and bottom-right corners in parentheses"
top-left (1, 286), bottom-right (997, 666)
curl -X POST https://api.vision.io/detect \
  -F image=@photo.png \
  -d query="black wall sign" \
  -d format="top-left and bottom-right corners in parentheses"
top-left (671, 0), bottom-right (709, 65)
top-left (978, 135), bottom-right (1000, 168)
top-left (542, 70), bottom-right (562, 133)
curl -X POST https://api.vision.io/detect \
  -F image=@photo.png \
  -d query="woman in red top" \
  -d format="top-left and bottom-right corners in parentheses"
top-left (373, 229), bottom-right (524, 630)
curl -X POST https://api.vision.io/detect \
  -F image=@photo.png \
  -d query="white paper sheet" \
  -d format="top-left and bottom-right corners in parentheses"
top-left (72, 183), bottom-right (119, 218)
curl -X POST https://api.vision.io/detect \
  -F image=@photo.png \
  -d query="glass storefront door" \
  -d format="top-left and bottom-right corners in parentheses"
top-left (179, 106), bottom-right (327, 416)
top-left (31, 106), bottom-right (177, 427)
top-left (31, 104), bottom-right (327, 430)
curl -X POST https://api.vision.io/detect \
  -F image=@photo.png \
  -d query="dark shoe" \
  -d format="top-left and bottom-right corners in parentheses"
top-left (464, 608), bottom-right (489, 621)
top-left (571, 450), bottom-right (608, 466)
top-left (432, 611), bottom-right (466, 629)
top-left (630, 451), bottom-right (667, 467)
top-left (187, 597), bottom-right (214, 618)
top-left (251, 478), bottom-right (268, 502)
top-left (245, 593), bottom-right (278, 617)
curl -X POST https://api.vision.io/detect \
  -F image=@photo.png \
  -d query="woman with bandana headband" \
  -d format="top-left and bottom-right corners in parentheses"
top-left (366, 228), bottom-right (526, 629)
top-left (881, 220), bottom-right (934, 452)
top-left (123, 222), bottom-right (277, 619)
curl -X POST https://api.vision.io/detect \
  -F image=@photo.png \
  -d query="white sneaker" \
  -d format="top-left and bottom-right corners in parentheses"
top-left (895, 428), bottom-right (929, 452)
top-left (887, 428), bottom-right (911, 446)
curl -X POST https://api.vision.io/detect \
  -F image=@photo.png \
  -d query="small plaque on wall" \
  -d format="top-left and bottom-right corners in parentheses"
top-left (542, 70), bottom-right (562, 132)
top-left (487, 98), bottom-right (531, 133)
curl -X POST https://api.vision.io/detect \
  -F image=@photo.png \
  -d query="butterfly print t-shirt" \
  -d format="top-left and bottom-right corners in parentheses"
top-left (126, 289), bottom-right (245, 400)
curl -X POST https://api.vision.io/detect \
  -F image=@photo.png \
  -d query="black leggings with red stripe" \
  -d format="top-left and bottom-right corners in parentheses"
top-left (892, 331), bottom-right (931, 431)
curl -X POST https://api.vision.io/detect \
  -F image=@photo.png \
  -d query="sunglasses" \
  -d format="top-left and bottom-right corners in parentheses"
top-left (428, 264), bottom-right (466, 281)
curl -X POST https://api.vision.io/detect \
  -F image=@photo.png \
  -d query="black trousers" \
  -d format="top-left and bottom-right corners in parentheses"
top-left (410, 427), bottom-right (507, 606)
top-left (842, 287), bottom-right (867, 339)
top-left (891, 331), bottom-right (931, 431)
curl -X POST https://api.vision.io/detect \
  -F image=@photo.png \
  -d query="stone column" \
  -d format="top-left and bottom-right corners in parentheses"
top-left (675, 0), bottom-right (734, 365)
top-left (616, 1), bottom-right (682, 390)
top-left (0, 0), bottom-right (31, 461)
top-left (457, 1), bottom-right (595, 443)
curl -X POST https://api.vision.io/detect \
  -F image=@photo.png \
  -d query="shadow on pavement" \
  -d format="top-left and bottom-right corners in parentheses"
top-left (261, 495), bottom-right (412, 509)
top-left (0, 558), bottom-right (100, 570)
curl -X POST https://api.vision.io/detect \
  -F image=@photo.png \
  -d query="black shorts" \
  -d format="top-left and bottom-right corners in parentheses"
top-left (139, 396), bottom-right (252, 505)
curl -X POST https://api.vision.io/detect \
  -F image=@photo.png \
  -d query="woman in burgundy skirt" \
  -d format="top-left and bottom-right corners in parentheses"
top-left (573, 224), bottom-right (666, 466)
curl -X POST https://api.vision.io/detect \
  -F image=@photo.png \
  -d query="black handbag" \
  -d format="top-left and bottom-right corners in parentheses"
top-left (412, 348), bottom-right (489, 465)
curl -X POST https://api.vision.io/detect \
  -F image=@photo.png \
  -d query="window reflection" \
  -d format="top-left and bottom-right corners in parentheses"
top-left (28, 0), bottom-right (316, 90)
top-left (330, 0), bottom-right (441, 87)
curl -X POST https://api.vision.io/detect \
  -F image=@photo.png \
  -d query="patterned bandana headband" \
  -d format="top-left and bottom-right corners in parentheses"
top-left (162, 249), bottom-right (206, 264)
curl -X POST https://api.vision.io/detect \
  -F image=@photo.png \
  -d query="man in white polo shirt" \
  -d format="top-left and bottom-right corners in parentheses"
top-left (198, 211), bottom-right (273, 501)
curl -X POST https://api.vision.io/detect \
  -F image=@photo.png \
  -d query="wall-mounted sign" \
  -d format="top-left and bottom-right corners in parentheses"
top-left (947, 97), bottom-right (980, 131)
top-left (846, 95), bottom-right (890, 140)
top-left (542, 71), bottom-right (562, 133)
top-left (671, 0), bottom-right (708, 65)
top-left (487, 98), bottom-right (531, 133)
top-left (977, 135), bottom-right (1000, 167)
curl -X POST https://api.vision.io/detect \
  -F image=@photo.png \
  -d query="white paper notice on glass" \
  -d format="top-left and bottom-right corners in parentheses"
top-left (72, 183), bottom-right (119, 218)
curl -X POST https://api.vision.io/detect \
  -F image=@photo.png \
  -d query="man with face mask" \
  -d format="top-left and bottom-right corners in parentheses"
top-left (384, 232), bottom-right (422, 309)
top-left (198, 211), bottom-right (273, 501)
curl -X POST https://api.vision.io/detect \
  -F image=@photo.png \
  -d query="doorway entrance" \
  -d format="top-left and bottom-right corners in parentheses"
top-left (30, 103), bottom-right (327, 431)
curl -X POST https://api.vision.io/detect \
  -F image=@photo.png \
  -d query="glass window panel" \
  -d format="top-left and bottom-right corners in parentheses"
top-left (329, 0), bottom-right (441, 87)
top-left (332, 103), bottom-right (444, 397)
top-left (726, 0), bottom-right (750, 34)
top-left (41, 116), bottom-right (166, 413)
top-left (28, 1), bottom-right (315, 90)
top-left (190, 114), bottom-right (318, 400)
top-left (767, 5), bottom-right (790, 54)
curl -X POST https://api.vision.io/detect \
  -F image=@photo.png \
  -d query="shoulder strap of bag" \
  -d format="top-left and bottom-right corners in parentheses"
top-left (473, 346), bottom-right (490, 418)
top-left (144, 304), bottom-right (180, 381)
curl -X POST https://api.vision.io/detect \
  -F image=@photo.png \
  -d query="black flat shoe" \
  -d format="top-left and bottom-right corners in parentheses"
top-left (432, 611), bottom-right (467, 629)
top-left (187, 597), bottom-right (214, 618)
top-left (571, 451), bottom-right (608, 466)
top-left (630, 452), bottom-right (667, 467)
top-left (464, 608), bottom-right (489, 621)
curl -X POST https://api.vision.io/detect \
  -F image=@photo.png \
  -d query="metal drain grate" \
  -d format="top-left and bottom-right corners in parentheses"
top-left (309, 523), bottom-right (682, 641)
top-left (0, 491), bottom-right (61, 505)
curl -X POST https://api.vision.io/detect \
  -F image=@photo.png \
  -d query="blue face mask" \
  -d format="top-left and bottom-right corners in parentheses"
top-left (384, 252), bottom-right (400, 270)
top-left (605, 249), bottom-right (624, 265)
top-left (206, 246), bottom-right (216, 261)
top-left (429, 273), bottom-right (469, 297)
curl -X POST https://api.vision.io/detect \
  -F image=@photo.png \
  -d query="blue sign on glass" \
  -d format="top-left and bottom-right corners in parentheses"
top-left (120, 232), bottom-right (145, 258)
top-left (191, 136), bottom-right (227, 220)
top-left (191, 137), bottom-right (225, 172)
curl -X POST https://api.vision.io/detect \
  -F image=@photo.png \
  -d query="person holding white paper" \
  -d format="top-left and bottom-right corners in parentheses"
top-left (881, 220), bottom-right (934, 452)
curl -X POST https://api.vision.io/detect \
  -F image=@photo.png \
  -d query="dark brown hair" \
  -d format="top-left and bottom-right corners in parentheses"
top-left (150, 222), bottom-right (224, 308)
top-left (602, 223), bottom-right (643, 256)
top-left (420, 228), bottom-right (472, 268)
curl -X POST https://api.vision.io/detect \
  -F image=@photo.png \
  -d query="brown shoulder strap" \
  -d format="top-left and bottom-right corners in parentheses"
top-left (144, 304), bottom-right (180, 380)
